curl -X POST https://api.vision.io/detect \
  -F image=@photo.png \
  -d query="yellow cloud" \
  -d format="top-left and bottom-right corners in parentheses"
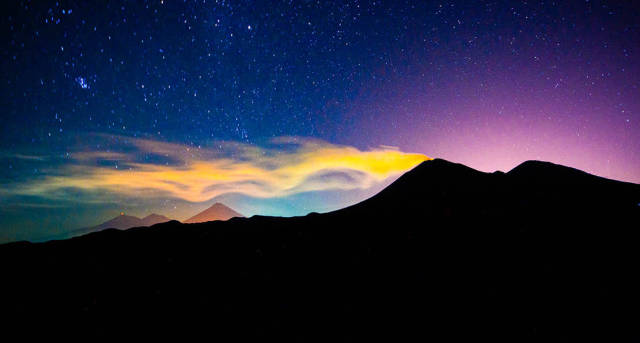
top-left (13, 136), bottom-right (430, 203)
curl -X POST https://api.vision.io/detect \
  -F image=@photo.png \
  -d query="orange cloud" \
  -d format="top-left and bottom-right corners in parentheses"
top-left (12, 136), bottom-right (430, 203)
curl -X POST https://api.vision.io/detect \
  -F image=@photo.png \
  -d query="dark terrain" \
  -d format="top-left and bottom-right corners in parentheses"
top-left (2, 159), bottom-right (639, 341)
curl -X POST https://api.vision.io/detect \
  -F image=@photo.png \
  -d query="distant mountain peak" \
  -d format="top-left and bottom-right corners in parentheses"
top-left (90, 214), bottom-right (143, 232)
top-left (141, 213), bottom-right (172, 226)
top-left (87, 213), bottom-right (172, 233)
top-left (184, 203), bottom-right (244, 224)
top-left (142, 213), bottom-right (170, 221)
top-left (207, 202), bottom-right (239, 212)
top-left (109, 214), bottom-right (140, 222)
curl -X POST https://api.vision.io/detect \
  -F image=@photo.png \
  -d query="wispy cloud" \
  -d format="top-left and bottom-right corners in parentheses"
top-left (8, 135), bottom-right (429, 203)
top-left (0, 152), bottom-right (48, 161)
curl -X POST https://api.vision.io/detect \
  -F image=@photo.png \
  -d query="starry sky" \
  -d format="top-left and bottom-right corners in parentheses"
top-left (1, 0), bottom-right (639, 242)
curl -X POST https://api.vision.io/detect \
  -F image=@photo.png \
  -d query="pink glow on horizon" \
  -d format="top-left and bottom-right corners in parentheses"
top-left (343, 56), bottom-right (640, 184)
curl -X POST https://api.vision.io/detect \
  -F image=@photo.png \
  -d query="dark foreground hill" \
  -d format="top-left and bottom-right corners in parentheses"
top-left (2, 159), bottom-right (639, 341)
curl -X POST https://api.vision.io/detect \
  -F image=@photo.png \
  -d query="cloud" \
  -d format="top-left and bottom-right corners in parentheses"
top-left (0, 153), bottom-right (48, 161)
top-left (8, 135), bottom-right (429, 203)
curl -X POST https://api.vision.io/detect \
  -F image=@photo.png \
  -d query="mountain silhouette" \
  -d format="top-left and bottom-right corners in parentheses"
top-left (141, 213), bottom-right (172, 226)
top-left (2, 159), bottom-right (639, 341)
top-left (91, 214), bottom-right (146, 231)
top-left (64, 213), bottom-right (173, 239)
top-left (183, 202), bottom-right (244, 223)
top-left (87, 212), bottom-right (171, 232)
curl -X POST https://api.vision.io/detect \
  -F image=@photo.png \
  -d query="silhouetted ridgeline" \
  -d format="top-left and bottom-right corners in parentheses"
top-left (2, 159), bottom-right (639, 341)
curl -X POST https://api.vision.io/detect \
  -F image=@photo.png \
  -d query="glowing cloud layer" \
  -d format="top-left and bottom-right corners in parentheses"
top-left (11, 136), bottom-right (429, 203)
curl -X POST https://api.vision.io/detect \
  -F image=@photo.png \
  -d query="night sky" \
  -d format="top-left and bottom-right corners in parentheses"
top-left (1, 0), bottom-right (639, 242)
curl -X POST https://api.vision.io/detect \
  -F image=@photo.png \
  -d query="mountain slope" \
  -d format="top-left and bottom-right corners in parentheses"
top-left (2, 159), bottom-right (639, 341)
top-left (61, 213), bottom-right (173, 240)
top-left (184, 202), bottom-right (244, 223)
top-left (90, 214), bottom-right (145, 231)
top-left (140, 213), bottom-right (172, 226)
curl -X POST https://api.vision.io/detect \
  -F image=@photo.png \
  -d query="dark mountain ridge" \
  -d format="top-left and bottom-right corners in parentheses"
top-left (2, 159), bottom-right (639, 341)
